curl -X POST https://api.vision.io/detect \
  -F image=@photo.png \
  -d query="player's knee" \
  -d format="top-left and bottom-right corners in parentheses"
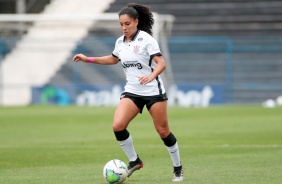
top-left (156, 127), bottom-right (170, 138)
top-left (112, 121), bottom-right (127, 132)
top-left (112, 124), bottom-right (122, 132)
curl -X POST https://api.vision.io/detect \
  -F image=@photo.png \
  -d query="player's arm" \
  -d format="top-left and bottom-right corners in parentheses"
top-left (151, 55), bottom-right (166, 78)
top-left (73, 54), bottom-right (119, 65)
top-left (139, 55), bottom-right (166, 85)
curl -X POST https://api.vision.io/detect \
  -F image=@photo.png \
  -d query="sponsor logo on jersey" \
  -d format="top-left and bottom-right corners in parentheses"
top-left (122, 61), bottom-right (143, 69)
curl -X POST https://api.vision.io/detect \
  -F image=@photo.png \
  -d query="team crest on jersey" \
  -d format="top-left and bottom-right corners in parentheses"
top-left (133, 45), bottom-right (140, 54)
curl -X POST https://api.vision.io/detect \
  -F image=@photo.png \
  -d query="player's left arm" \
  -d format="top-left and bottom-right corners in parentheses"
top-left (138, 55), bottom-right (166, 85)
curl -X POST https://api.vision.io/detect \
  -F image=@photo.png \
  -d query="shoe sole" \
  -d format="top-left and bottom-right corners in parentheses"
top-left (127, 163), bottom-right (143, 177)
top-left (172, 177), bottom-right (184, 182)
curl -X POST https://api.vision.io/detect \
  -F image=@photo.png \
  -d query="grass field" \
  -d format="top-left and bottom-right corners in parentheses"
top-left (0, 105), bottom-right (281, 184)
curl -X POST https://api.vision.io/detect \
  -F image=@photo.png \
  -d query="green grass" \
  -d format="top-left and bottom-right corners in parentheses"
top-left (0, 105), bottom-right (282, 184)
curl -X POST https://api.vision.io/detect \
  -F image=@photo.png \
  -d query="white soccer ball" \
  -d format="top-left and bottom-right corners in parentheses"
top-left (103, 159), bottom-right (128, 184)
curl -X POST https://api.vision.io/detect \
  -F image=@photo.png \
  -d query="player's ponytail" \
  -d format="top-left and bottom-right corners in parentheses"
top-left (119, 3), bottom-right (154, 36)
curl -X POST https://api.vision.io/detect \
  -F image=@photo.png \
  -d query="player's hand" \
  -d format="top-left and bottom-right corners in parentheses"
top-left (138, 76), bottom-right (153, 85)
top-left (73, 54), bottom-right (88, 63)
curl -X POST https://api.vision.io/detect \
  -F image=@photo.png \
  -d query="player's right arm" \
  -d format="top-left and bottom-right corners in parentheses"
top-left (73, 54), bottom-right (119, 65)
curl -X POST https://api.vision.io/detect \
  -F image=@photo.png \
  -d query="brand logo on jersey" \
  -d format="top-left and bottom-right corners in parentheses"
top-left (138, 38), bottom-right (143, 42)
top-left (122, 61), bottom-right (143, 69)
top-left (133, 45), bottom-right (140, 54)
top-left (118, 40), bottom-right (123, 44)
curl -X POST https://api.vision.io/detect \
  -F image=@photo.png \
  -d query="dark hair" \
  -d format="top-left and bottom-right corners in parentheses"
top-left (118, 3), bottom-right (154, 35)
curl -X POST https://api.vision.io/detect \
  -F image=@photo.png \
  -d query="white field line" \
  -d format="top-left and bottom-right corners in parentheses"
top-left (139, 144), bottom-right (282, 148)
top-left (0, 144), bottom-right (281, 149)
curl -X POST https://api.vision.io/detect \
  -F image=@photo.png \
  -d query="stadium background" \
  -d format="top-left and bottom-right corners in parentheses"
top-left (0, 0), bottom-right (282, 106)
top-left (0, 1), bottom-right (282, 184)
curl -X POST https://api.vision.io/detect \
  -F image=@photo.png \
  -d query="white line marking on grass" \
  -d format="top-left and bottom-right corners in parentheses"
top-left (139, 144), bottom-right (281, 148)
top-left (0, 144), bottom-right (281, 148)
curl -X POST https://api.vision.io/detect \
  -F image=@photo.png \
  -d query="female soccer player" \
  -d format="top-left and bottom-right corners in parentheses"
top-left (73, 3), bottom-right (184, 182)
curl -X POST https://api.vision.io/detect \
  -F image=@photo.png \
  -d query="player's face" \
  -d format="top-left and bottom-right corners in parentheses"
top-left (119, 14), bottom-right (138, 40)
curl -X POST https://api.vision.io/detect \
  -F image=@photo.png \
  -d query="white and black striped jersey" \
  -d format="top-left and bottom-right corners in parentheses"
top-left (112, 30), bottom-right (166, 96)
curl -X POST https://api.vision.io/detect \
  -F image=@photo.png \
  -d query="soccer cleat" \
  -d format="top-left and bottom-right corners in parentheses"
top-left (172, 165), bottom-right (184, 182)
top-left (127, 156), bottom-right (143, 177)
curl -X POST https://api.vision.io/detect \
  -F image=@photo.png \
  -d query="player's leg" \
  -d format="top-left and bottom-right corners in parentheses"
top-left (113, 97), bottom-right (139, 131)
top-left (148, 101), bottom-right (184, 182)
top-left (113, 97), bottom-right (143, 177)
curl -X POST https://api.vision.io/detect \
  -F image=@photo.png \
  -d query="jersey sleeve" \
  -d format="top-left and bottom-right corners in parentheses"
top-left (112, 39), bottom-right (120, 58)
top-left (146, 37), bottom-right (162, 58)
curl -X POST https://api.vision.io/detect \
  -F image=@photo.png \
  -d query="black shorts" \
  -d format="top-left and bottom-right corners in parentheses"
top-left (120, 92), bottom-right (168, 113)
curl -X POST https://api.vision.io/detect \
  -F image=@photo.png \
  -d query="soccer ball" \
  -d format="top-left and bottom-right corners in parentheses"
top-left (103, 159), bottom-right (128, 184)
